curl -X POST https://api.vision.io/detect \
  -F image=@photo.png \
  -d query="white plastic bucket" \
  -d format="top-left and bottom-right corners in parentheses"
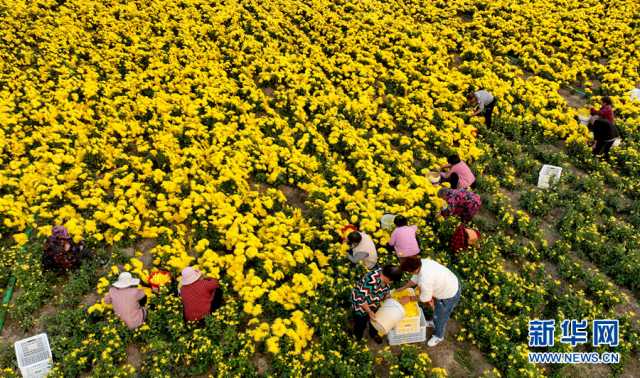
top-left (380, 214), bottom-right (396, 230)
top-left (371, 298), bottom-right (405, 335)
top-left (577, 115), bottom-right (590, 125)
top-left (537, 164), bottom-right (562, 189)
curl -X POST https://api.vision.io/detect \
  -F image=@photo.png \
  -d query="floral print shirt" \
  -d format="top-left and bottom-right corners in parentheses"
top-left (441, 189), bottom-right (481, 223)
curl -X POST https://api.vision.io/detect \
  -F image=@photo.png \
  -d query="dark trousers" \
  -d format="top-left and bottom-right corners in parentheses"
top-left (484, 98), bottom-right (496, 127)
top-left (210, 288), bottom-right (223, 312)
top-left (188, 288), bottom-right (224, 326)
top-left (442, 172), bottom-right (459, 189)
top-left (353, 312), bottom-right (378, 340)
top-left (593, 139), bottom-right (614, 158)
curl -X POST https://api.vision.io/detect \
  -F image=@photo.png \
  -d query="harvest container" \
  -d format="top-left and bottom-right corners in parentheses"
top-left (388, 306), bottom-right (427, 346)
top-left (15, 333), bottom-right (52, 378)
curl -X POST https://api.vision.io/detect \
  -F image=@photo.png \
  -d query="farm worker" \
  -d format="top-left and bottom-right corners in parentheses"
top-left (438, 188), bottom-right (481, 223)
top-left (346, 231), bottom-right (378, 269)
top-left (589, 96), bottom-right (614, 125)
top-left (387, 215), bottom-right (420, 261)
top-left (351, 265), bottom-right (404, 343)
top-left (467, 89), bottom-right (496, 127)
top-left (42, 225), bottom-right (91, 273)
top-left (437, 154), bottom-right (476, 190)
top-left (588, 119), bottom-right (620, 159)
top-left (450, 224), bottom-right (481, 253)
top-left (398, 258), bottom-right (461, 347)
top-left (104, 272), bottom-right (147, 330)
top-left (179, 266), bottom-right (223, 322)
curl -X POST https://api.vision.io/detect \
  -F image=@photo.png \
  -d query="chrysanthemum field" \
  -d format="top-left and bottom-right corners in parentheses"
top-left (1, 0), bottom-right (639, 376)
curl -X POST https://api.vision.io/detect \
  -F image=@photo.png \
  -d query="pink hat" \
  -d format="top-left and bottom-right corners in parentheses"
top-left (181, 267), bottom-right (201, 286)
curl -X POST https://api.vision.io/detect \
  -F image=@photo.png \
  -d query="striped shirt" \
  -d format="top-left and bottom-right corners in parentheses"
top-left (351, 267), bottom-right (390, 315)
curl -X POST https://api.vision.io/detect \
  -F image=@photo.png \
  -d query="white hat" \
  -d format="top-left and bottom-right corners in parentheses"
top-left (112, 272), bottom-right (140, 289)
top-left (181, 267), bottom-right (202, 286)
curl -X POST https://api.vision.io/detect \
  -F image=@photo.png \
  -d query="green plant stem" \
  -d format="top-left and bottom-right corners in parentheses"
top-left (0, 276), bottom-right (16, 332)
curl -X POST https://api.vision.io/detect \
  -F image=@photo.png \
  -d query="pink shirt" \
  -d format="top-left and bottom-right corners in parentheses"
top-left (105, 287), bottom-right (145, 329)
top-left (447, 161), bottom-right (475, 189)
top-left (389, 225), bottom-right (420, 257)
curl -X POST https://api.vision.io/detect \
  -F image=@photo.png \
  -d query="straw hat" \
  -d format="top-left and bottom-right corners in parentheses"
top-left (465, 228), bottom-right (480, 245)
top-left (181, 267), bottom-right (202, 286)
top-left (112, 272), bottom-right (140, 289)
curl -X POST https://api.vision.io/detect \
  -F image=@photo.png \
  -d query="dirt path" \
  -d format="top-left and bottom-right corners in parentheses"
top-left (558, 88), bottom-right (587, 108)
top-left (366, 318), bottom-right (495, 377)
top-left (566, 252), bottom-right (640, 321)
top-left (427, 319), bottom-right (495, 377)
top-left (278, 184), bottom-right (308, 213)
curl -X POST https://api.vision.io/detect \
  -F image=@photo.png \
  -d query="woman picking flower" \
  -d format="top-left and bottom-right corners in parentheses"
top-left (350, 265), bottom-right (403, 343)
top-left (346, 230), bottom-right (378, 269)
top-left (104, 272), bottom-right (148, 330)
top-left (438, 188), bottom-right (481, 223)
top-left (435, 154), bottom-right (476, 190)
top-left (588, 118), bottom-right (620, 160)
top-left (179, 266), bottom-right (223, 322)
top-left (467, 88), bottom-right (497, 127)
top-left (450, 223), bottom-right (481, 253)
top-left (589, 96), bottom-right (615, 126)
top-left (387, 215), bottom-right (421, 262)
top-left (42, 225), bottom-right (90, 273)
top-left (397, 258), bottom-right (461, 347)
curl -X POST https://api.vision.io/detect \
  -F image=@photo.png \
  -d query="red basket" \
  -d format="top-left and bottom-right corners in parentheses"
top-left (340, 224), bottom-right (358, 242)
top-left (148, 270), bottom-right (171, 289)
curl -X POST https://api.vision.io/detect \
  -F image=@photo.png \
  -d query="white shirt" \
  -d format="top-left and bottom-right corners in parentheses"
top-left (474, 90), bottom-right (494, 112)
top-left (347, 232), bottom-right (378, 269)
top-left (630, 88), bottom-right (640, 102)
top-left (411, 259), bottom-right (459, 301)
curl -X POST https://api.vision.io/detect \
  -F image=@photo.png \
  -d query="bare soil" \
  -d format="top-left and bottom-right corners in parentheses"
top-left (558, 88), bottom-right (587, 108)
top-left (555, 362), bottom-right (611, 378)
top-left (540, 220), bottom-right (561, 247)
top-left (125, 344), bottom-right (143, 369)
top-left (541, 261), bottom-right (561, 281)
top-left (0, 322), bottom-right (24, 345)
top-left (81, 292), bottom-right (100, 307)
top-left (251, 352), bottom-right (270, 375)
top-left (366, 318), bottom-right (495, 377)
top-left (499, 187), bottom-right (521, 209)
top-left (261, 87), bottom-right (275, 98)
top-left (278, 184), bottom-right (308, 212)
top-left (503, 259), bottom-right (521, 274)
top-left (427, 320), bottom-right (494, 377)
top-left (621, 356), bottom-right (640, 378)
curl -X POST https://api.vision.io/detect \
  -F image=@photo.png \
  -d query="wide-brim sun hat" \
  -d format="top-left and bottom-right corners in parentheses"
top-left (181, 267), bottom-right (202, 286)
top-left (113, 272), bottom-right (140, 289)
top-left (380, 214), bottom-right (396, 230)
